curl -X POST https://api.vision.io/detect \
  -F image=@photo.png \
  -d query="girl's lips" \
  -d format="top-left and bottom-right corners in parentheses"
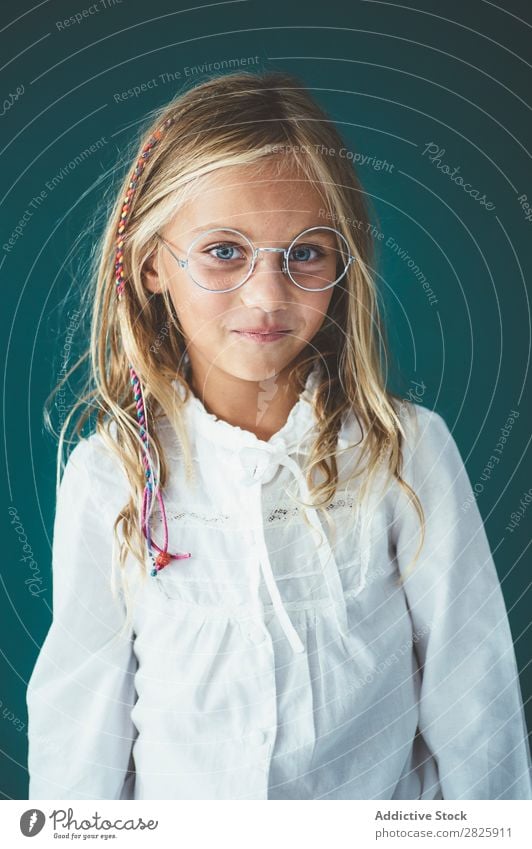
top-left (232, 330), bottom-right (291, 343)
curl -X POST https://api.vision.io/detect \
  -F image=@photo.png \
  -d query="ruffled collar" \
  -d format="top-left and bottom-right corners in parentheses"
top-left (171, 366), bottom-right (321, 454)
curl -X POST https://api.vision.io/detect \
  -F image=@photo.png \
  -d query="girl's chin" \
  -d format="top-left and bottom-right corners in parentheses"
top-left (218, 361), bottom-right (291, 384)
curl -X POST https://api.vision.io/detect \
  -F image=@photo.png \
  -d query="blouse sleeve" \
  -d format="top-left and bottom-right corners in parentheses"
top-left (391, 404), bottom-right (532, 800)
top-left (26, 435), bottom-right (138, 800)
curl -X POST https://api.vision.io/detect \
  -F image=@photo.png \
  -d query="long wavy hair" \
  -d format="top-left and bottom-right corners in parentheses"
top-left (45, 70), bottom-right (424, 622)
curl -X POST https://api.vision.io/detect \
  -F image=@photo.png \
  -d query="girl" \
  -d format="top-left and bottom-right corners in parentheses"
top-left (27, 71), bottom-right (531, 800)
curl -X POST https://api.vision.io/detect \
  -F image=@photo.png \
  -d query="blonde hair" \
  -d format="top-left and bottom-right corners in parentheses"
top-left (46, 70), bottom-right (424, 625)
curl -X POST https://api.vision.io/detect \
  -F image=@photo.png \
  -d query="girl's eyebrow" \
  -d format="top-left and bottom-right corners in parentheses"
top-left (187, 223), bottom-right (234, 234)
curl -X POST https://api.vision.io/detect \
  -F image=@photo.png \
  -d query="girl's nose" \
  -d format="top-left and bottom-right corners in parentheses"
top-left (238, 250), bottom-right (291, 306)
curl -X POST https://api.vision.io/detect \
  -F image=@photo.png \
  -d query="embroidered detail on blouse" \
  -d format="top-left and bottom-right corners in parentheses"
top-left (265, 505), bottom-right (299, 524)
top-left (326, 493), bottom-right (355, 510)
top-left (265, 492), bottom-right (356, 524)
top-left (162, 492), bottom-right (357, 528)
top-left (165, 508), bottom-right (231, 525)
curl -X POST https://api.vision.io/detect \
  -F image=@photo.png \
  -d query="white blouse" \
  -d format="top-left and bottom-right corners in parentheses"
top-left (27, 368), bottom-right (532, 800)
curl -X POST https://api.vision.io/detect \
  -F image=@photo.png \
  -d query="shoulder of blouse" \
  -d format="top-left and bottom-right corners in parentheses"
top-left (393, 399), bottom-right (449, 450)
top-left (389, 399), bottom-right (459, 498)
top-left (390, 400), bottom-right (481, 545)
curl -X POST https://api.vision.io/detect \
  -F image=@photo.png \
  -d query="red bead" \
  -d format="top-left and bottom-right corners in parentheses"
top-left (155, 551), bottom-right (171, 569)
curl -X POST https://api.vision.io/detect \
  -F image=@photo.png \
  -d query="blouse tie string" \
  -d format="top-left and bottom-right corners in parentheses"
top-left (237, 444), bottom-right (350, 654)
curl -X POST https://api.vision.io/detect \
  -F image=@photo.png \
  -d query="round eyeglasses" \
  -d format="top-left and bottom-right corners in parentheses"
top-left (155, 226), bottom-right (356, 293)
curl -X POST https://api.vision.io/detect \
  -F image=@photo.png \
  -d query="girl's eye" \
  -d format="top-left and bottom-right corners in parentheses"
top-left (206, 243), bottom-right (246, 261)
top-left (288, 244), bottom-right (324, 263)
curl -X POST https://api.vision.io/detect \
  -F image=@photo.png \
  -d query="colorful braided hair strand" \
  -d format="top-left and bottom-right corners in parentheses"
top-left (115, 116), bottom-right (192, 577)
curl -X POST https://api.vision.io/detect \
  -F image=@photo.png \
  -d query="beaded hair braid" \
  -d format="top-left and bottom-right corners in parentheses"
top-left (115, 116), bottom-right (191, 577)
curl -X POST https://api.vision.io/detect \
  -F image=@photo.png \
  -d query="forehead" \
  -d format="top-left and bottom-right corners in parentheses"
top-left (167, 159), bottom-right (328, 240)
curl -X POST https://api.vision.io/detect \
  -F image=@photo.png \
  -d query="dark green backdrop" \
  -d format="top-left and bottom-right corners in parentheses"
top-left (2, 0), bottom-right (531, 799)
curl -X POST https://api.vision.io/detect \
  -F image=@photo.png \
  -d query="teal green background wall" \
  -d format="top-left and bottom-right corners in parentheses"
top-left (2, 0), bottom-right (531, 798)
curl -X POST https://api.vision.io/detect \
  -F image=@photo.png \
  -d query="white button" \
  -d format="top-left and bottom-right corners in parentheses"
top-left (249, 729), bottom-right (267, 746)
top-left (245, 623), bottom-right (266, 645)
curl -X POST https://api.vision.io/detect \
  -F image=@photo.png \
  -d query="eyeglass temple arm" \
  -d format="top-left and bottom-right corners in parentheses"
top-left (156, 234), bottom-right (188, 268)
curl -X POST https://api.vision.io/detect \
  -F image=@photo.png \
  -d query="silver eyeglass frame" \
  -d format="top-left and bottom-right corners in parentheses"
top-left (155, 225), bottom-right (356, 293)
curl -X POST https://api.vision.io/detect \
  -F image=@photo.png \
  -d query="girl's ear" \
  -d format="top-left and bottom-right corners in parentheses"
top-left (142, 249), bottom-right (162, 294)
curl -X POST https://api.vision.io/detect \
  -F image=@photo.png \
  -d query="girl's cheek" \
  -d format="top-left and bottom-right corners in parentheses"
top-left (303, 299), bottom-right (332, 332)
top-left (180, 301), bottom-right (233, 345)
